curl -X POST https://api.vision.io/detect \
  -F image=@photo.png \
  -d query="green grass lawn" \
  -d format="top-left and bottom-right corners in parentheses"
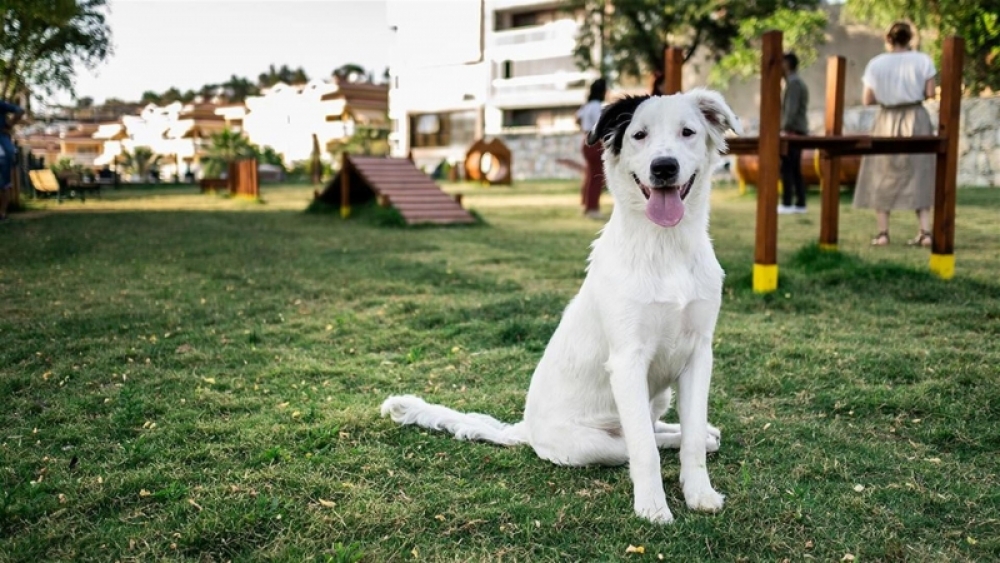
top-left (2, 181), bottom-right (999, 562)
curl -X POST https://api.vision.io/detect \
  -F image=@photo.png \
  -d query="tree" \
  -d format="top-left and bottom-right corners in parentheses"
top-left (564, 0), bottom-right (825, 86)
top-left (140, 90), bottom-right (161, 105)
top-left (0, 0), bottom-right (112, 99)
top-left (333, 63), bottom-right (367, 83)
top-left (202, 128), bottom-right (256, 177)
top-left (254, 145), bottom-right (285, 170)
top-left (75, 95), bottom-right (93, 108)
top-left (220, 74), bottom-right (259, 103)
top-left (712, 9), bottom-right (828, 87)
top-left (844, 0), bottom-right (1000, 94)
top-left (257, 64), bottom-right (309, 88)
top-left (120, 146), bottom-right (161, 180)
top-left (160, 87), bottom-right (183, 103)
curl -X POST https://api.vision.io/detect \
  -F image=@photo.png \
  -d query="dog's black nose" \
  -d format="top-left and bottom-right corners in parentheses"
top-left (650, 157), bottom-right (679, 183)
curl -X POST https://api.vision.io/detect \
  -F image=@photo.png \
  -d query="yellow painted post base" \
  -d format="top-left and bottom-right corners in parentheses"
top-left (818, 243), bottom-right (838, 252)
top-left (753, 263), bottom-right (779, 293)
top-left (340, 205), bottom-right (351, 219)
top-left (929, 253), bottom-right (955, 280)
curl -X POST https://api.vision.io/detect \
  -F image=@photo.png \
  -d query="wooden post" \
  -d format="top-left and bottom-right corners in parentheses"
top-left (227, 160), bottom-right (238, 195)
top-left (819, 56), bottom-right (846, 251)
top-left (930, 36), bottom-right (964, 280)
top-left (340, 152), bottom-right (351, 219)
top-left (662, 46), bottom-right (683, 95)
top-left (753, 30), bottom-right (783, 293)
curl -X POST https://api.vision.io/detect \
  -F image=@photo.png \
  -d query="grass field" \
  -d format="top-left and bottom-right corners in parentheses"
top-left (1, 181), bottom-right (998, 562)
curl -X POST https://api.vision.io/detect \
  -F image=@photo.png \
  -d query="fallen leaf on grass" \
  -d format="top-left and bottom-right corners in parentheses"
top-left (842, 554), bottom-right (855, 562)
top-left (187, 499), bottom-right (203, 511)
top-left (318, 499), bottom-right (336, 508)
top-left (139, 489), bottom-right (151, 498)
top-left (625, 545), bottom-right (645, 554)
top-left (202, 377), bottom-right (216, 384)
top-left (175, 344), bottom-right (193, 354)
top-left (967, 536), bottom-right (978, 545)
top-left (925, 457), bottom-right (942, 463)
top-left (854, 484), bottom-right (865, 492)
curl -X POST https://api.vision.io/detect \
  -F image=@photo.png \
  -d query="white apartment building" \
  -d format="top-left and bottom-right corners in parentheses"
top-left (388, 0), bottom-right (598, 171)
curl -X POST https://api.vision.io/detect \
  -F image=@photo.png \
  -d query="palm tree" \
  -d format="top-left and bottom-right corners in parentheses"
top-left (120, 147), bottom-right (162, 181)
top-left (202, 128), bottom-right (256, 178)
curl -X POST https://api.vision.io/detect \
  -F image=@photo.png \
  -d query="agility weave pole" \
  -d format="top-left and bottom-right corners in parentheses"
top-left (662, 31), bottom-right (965, 292)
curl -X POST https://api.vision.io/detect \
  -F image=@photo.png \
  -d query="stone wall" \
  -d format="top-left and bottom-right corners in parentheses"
top-left (502, 97), bottom-right (1000, 187)
top-left (499, 131), bottom-right (584, 181)
top-left (840, 97), bottom-right (1000, 188)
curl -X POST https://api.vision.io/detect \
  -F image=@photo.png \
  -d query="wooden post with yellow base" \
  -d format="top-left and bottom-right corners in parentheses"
top-left (930, 36), bottom-right (963, 280)
top-left (753, 31), bottom-right (784, 293)
top-left (818, 55), bottom-right (846, 252)
top-left (340, 152), bottom-right (351, 219)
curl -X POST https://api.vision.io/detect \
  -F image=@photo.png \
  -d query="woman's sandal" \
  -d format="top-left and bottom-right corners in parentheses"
top-left (870, 231), bottom-right (890, 246)
top-left (907, 230), bottom-right (932, 248)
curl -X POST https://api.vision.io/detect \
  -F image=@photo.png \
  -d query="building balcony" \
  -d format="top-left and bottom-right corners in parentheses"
top-left (491, 69), bottom-right (599, 108)
top-left (487, 19), bottom-right (579, 61)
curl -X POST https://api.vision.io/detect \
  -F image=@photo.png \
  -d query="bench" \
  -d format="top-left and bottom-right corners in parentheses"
top-left (199, 178), bottom-right (229, 193)
top-left (28, 169), bottom-right (67, 201)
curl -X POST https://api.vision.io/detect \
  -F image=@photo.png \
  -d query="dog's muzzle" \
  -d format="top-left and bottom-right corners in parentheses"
top-left (632, 172), bottom-right (696, 201)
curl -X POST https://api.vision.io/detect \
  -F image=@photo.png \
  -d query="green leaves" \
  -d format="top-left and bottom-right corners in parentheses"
top-left (0, 0), bottom-right (112, 98)
top-left (566, 0), bottom-right (824, 84)
top-left (712, 8), bottom-right (829, 87)
top-left (843, 0), bottom-right (1000, 94)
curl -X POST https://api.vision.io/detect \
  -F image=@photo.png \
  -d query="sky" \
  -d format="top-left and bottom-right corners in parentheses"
top-left (60, 0), bottom-right (395, 105)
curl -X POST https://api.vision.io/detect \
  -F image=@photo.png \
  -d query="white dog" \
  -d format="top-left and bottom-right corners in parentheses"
top-left (382, 89), bottom-right (741, 524)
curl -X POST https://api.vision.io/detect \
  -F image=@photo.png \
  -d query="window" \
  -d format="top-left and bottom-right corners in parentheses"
top-left (410, 110), bottom-right (477, 148)
top-left (502, 106), bottom-right (578, 132)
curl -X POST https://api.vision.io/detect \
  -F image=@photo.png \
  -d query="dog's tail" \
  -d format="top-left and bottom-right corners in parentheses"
top-left (380, 395), bottom-right (528, 446)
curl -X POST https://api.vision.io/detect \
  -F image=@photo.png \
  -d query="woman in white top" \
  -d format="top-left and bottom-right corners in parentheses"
top-left (577, 79), bottom-right (607, 219)
top-left (854, 21), bottom-right (937, 247)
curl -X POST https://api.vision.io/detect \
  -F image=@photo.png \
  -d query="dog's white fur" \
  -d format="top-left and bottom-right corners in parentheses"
top-left (382, 89), bottom-right (741, 524)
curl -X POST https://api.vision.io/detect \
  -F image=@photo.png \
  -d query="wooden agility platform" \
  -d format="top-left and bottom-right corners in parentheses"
top-left (317, 155), bottom-right (476, 225)
top-left (661, 31), bottom-right (964, 291)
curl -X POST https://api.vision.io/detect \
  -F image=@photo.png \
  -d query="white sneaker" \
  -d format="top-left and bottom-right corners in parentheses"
top-left (793, 206), bottom-right (807, 214)
top-left (777, 205), bottom-right (795, 215)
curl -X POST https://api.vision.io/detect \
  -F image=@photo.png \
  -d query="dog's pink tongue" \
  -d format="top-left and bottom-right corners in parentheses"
top-left (645, 188), bottom-right (684, 227)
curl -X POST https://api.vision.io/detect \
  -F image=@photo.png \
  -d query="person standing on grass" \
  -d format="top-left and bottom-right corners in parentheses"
top-left (779, 52), bottom-right (810, 215)
top-left (577, 78), bottom-right (607, 220)
top-left (853, 21), bottom-right (937, 247)
top-left (0, 98), bottom-right (25, 221)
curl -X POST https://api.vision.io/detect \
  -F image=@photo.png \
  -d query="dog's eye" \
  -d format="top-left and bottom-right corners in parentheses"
top-left (682, 127), bottom-right (696, 138)
top-left (632, 130), bottom-right (647, 141)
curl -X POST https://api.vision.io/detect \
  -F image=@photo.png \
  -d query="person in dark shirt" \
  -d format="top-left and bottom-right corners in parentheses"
top-left (779, 52), bottom-right (809, 214)
top-left (1, 99), bottom-right (26, 220)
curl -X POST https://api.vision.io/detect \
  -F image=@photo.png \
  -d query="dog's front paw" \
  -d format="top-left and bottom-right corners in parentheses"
top-left (683, 485), bottom-right (725, 513)
top-left (634, 498), bottom-right (674, 524)
top-left (706, 432), bottom-right (720, 453)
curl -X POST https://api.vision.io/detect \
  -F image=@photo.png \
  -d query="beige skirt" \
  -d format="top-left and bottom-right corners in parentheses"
top-left (853, 104), bottom-right (936, 211)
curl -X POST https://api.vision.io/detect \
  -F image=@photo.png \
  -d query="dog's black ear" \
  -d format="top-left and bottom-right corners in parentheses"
top-left (586, 95), bottom-right (651, 155)
top-left (687, 88), bottom-right (742, 150)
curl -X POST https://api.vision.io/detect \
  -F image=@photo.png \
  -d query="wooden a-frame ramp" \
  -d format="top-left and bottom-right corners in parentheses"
top-left (317, 154), bottom-right (476, 225)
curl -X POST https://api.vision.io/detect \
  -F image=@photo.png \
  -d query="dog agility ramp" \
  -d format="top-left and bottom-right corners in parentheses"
top-left (319, 155), bottom-right (476, 225)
